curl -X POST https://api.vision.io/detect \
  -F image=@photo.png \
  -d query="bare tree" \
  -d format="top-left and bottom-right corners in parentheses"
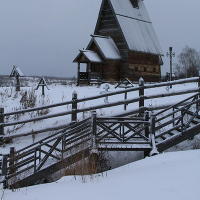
top-left (175, 46), bottom-right (200, 78)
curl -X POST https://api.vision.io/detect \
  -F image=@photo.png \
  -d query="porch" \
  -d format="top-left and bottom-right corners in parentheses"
top-left (73, 50), bottom-right (104, 85)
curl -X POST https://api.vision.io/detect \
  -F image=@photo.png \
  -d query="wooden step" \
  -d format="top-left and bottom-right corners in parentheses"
top-left (98, 143), bottom-right (151, 151)
top-left (170, 129), bottom-right (181, 135)
top-left (192, 118), bottom-right (200, 124)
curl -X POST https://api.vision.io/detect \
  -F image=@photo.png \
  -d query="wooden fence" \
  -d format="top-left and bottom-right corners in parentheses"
top-left (0, 77), bottom-right (200, 140)
top-left (1, 91), bottom-right (200, 188)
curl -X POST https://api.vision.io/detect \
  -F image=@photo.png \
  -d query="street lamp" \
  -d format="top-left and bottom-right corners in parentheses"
top-left (167, 47), bottom-right (175, 88)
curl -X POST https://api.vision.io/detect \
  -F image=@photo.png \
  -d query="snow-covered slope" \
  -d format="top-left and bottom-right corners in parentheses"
top-left (2, 150), bottom-right (200, 200)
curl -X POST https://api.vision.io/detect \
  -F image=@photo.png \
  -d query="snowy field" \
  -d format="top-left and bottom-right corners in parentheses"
top-left (0, 81), bottom-right (199, 154)
top-left (1, 150), bottom-right (200, 200)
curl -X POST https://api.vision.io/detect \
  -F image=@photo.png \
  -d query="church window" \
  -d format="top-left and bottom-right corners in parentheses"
top-left (130, 0), bottom-right (139, 9)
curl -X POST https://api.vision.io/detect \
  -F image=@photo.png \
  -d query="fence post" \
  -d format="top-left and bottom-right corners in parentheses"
top-left (198, 71), bottom-right (200, 89)
top-left (16, 75), bottom-right (20, 91)
top-left (9, 147), bottom-right (16, 175)
top-left (42, 85), bottom-right (45, 96)
top-left (71, 91), bottom-right (78, 122)
top-left (124, 91), bottom-right (128, 111)
top-left (2, 155), bottom-right (8, 189)
top-left (34, 148), bottom-right (38, 173)
top-left (149, 113), bottom-right (159, 156)
top-left (139, 77), bottom-right (145, 117)
top-left (144, 111), bottom-right (150, 138)
top-left (198, 72), bottom-right (200, 108)
top-left (144, 111), bottom-right (150, 157)
top-left (90, 111), bottom-right (99, 173)
top-left (0, 108), bottom-right (4, 135)
top-left (91, 111), bottom-right (98, 153)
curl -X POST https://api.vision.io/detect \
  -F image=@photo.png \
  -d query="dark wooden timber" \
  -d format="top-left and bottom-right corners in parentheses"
top-left (139, 78), bottom-right (145, 116)
top-left (0, 108), bottom-right (4, 135)
top-left (71, 91), bottom-right (78, 122)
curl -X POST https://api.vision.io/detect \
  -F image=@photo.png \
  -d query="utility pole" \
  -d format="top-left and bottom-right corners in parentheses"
top-left (167, 47), bottom-right (175, 88)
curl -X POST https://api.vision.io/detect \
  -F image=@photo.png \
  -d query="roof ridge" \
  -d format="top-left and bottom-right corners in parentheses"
top-left (115, 13), bottom-right (152, 24)
top-left (91, 34), bottom-right (110, 39)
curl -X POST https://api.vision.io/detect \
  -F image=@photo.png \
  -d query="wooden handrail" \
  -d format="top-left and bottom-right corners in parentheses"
top-left (155, 95), bottom-right (200, 121)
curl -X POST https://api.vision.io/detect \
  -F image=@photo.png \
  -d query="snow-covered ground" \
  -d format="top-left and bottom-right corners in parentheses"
top-left (1, 150), bottom-right (200, 200)
top-left (0, 81), bottom-right (198, 153)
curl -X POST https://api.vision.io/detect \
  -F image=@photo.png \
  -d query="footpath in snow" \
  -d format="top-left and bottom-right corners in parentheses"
top-left (1, 150), bottom-right (200, 200)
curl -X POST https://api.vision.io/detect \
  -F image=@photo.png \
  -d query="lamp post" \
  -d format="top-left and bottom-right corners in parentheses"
top-left (167, 47), bottom-right (175, 88)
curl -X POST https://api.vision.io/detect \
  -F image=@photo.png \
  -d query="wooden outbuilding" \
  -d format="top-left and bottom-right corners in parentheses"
top-left (74, 0), bottom-right (163, 85)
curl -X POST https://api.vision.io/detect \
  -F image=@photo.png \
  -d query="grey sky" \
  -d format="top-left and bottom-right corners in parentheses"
top-left (0, 0), bottom-right (200, 77)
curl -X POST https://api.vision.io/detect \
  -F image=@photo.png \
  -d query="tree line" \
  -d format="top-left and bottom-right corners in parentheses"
top-left (175, 46), bottom-right (200, 78)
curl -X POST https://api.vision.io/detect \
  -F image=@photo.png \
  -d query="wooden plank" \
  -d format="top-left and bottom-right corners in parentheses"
top-left (39, 149), bottom-right (60, 161)
top-left (7, 164), bottom-right (35, 179)
top-left (97, 123), bottom-right (122, 141)
top-left (0, 108), bottom-right (4, 135)
top-left (65, 132), bottom-right (91, 146)
top-left (155, 115), bottom-right (182, 131)
top-left (157, 123), bottom-right (200, 152)
top-left (36, 137), bottom-right (61, 171)
top-left (11, 156), bottom-right (36, 170)
top-left (155, 125), bottom-right (181, 139)
top-left (155, 93), bottom-right (198, 116)
top-left (97, 120), bottom-right (148, 124)
top-left (2, 124), bottom-right (71, 140)
top-left (8, 148), bottom-right (90, 188)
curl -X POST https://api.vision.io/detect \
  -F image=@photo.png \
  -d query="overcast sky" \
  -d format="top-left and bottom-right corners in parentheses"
top-left (0, 0), bottom-right (200, 77)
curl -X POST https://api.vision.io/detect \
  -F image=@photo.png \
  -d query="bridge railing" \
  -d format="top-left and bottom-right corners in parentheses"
top-left (95, 116), bottom-right (150, 144)
top-left (0, 77), bottom-right (200, 140)
top-left (154, 93), bottom-right (200, 140)
top-left (1, 118), bottom-right (92, 188)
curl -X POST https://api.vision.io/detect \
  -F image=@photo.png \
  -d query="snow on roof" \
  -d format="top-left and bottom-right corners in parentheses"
top-left (91, 35), bottom-right (121, 60)
top-left (116, 15), bottom-right (163, 55)
top-left (110, 0), bottom-right (151, 22)
top-left (81, 50), bottom-right (103, 63)
top-left (15, 67), bottom-right (24, 76)
top-left (110, 0), bottom-right (163, 55)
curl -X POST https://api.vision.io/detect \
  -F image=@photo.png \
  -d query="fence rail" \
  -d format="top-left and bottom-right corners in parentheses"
top-left (1, 90), bottom-right (200, 189)
top-left (0, 77), bottom-right (200, 139)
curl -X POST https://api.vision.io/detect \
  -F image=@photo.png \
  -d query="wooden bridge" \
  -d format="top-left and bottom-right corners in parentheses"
top-left (1, 78), bottom-right (200, 189)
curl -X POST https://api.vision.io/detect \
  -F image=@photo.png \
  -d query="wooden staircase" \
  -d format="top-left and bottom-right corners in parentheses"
top-left (1, 93), bottom-right (200, 189)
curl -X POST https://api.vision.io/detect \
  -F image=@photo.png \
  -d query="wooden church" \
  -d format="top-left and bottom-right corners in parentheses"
top-left (74, 0), bottom-right (163, 85)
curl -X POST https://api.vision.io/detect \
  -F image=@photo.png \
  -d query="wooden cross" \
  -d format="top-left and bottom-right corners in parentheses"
top-left (115, 78), bottom-right (134, 89)
top-left (35, 77), bottom-right (49, 96)
top-left (10, 65), bottom-right (24, 91)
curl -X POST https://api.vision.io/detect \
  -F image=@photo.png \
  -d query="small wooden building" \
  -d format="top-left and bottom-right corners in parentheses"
top-left (74, 0), bottom-right (163, 85)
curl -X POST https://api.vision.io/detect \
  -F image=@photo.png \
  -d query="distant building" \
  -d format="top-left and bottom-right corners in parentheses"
top-left (74, 0), bottom-right (163, 85)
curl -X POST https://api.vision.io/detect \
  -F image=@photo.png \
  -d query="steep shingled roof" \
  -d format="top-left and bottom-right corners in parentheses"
top-left (96, 0), bottom-right (163, 55)
top-left (73, 50), bottom-right (103, 63)
top-left (88, 35), bottom-right (121, 60)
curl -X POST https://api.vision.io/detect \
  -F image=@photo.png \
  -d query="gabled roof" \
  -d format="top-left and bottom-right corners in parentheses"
top-left (95, 0), bottom-right (163, 56)
top-left (109, 0), bottom-right (163, 55)
top-left (88, 35), bottom-right (121, 60)
top-left (36, 77), bottom-right (49, 90)
top-left (73, 50), bottom-right (103, 63)
top-left (110, 0), bottom-right (151, 22)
